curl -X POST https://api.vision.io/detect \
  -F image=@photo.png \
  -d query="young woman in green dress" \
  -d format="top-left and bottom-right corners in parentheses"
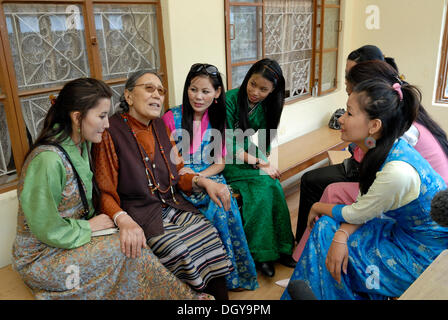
top-left (223, 58), bottom-right (296, 277)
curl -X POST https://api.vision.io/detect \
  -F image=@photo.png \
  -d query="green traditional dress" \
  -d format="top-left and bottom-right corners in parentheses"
top-left (223, 88), bottom-right (294, 262)
top-left (12, 135), bottom-right (210, 300)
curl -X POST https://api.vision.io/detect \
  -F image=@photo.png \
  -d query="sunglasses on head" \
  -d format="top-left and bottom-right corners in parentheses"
top-left (190, 63), bottom-right (219, 77)
top-left (133, 83), bottom-right (167, 96)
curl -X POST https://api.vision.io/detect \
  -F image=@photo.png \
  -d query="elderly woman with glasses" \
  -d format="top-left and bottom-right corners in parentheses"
top-left (92, 70), bottom-right (233, 300)
top-left (162, 63), bottom-right (258, 291)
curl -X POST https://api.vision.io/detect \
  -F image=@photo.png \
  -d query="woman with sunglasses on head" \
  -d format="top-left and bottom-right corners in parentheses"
top-left (13, 78), bottom-right (207, 299)
top-left (223, 58), bottom-right (296, 277)
top-left (282, 78), bottom-right (448, 300)
top-left (92, 70), bottom-right (233, 300)
top-left (162, 63), bottom-right (258, 291)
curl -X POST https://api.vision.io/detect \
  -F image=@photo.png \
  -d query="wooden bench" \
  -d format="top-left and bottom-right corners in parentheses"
top-left (327, 150), bottom-right (351, 166)
top-left (233, 126), bottom-right (347, 207)
top-left (399, 249), bottom-right (448, 300)
top-left (271, 126), bottom-right (349, 182)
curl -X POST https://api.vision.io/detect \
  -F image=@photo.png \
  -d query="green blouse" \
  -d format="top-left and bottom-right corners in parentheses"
top-left (19, 136), bottom-right (93, 249)
top-left (225, 87), bottom-right (269, 162)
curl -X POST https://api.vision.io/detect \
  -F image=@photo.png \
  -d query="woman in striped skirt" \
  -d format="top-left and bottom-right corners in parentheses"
top-left (92, 70), bottom-right (233, 299)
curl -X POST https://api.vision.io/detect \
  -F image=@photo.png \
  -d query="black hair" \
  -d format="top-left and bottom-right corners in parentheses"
top-left (430, 189), bottom-right (448, 227)
top-left (347, 45), bottom-right (399, 72)
top-left (118, 70), bottom-right (163, 113)
top-left (352, 78), bottom-right (421, 194)
top-left (181, 64), bottom-right (226, 144)
top-left (29, 77), bottom-right (113, 211)
top-left (237, 58), bottom-right (285, 152)
top-left (347, 60), bottom-right (448, 158)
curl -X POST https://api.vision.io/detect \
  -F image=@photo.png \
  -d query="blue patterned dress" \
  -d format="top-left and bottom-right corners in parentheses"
top-left (281, 138), bottom-right (448, 300)
top-left (162, 105), bottom-right (258, 290)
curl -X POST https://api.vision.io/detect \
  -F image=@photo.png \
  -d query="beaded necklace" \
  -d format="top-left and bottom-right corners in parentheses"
top-left (121, 113), bottom-right (179, 204)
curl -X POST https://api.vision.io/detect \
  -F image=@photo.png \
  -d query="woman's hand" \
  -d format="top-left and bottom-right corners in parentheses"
top-left (178, 167), bottom-right (195, 176)
top-left (115, 213), bottom-right (147, 259)
top-left (200, 178), bottom-right (231, 211)
top-left (88, 214), bottom-right (115, 232)
top-left (257, 159), bottom-right (281, 180)
top-left (325, 232), bottom-right (349, 284)
top-left (307, 204), bottom-right (321, 230)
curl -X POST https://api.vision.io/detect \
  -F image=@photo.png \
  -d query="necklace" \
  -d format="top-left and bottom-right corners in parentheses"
top-left (121, 113), bottom-right (179, 204)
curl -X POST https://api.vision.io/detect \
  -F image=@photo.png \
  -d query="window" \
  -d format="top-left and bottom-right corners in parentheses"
top-left (225, 0), bottom-right (341, 101)
top-left (436, 4), bottom-right (448, 104)
top-left (0, 0), bottom-right (166, 192)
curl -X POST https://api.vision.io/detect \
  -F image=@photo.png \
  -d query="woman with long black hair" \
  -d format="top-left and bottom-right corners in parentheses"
top-left (223, 58), bottom-right (296, 277)
top-left (295, 45), bottom-right (401, 242)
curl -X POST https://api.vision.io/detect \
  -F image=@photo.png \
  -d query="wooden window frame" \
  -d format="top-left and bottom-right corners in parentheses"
top-left (0, 0), bottom-right (167, 193)
top-left (224, 0), bottom-right (341, 104)
top-left (436, 4), bottom-right (448, 104)
top-left (314, 0), bottom-right (341, 96)
top-left (224, 1), bottom-right (264, 91)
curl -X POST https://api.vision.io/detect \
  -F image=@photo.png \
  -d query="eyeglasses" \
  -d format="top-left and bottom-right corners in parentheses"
top-left (134, 83), bottom-right (167, 96)
top-left (190, 63), bottom-right (219, 77)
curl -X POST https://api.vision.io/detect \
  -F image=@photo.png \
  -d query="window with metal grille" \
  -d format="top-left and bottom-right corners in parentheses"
top-left (224, 0), bottom-right (341, 102)
top-left (0, 0), bottom-right (167, 192)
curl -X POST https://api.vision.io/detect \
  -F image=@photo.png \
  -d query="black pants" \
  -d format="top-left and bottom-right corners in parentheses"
top-left (295, 159), bottom-right (359, 242)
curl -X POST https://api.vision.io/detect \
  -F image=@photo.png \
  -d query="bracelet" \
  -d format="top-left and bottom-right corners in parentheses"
top-left (336, 228), bottom-right (349, 239)
top-left (192, 175), bottom-right (201, 187)
top-left (332, 239), bottom-right (347, 245)
top-left (113, 211), bottom-right (127, 226)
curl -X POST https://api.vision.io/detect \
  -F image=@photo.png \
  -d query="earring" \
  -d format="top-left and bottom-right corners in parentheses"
top-left (214, 98), bottom-right (218, 104)
top-left (364, 136), bottom-right (376, 149)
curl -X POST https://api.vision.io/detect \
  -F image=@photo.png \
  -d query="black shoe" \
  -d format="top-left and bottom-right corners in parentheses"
top-left (256, 261), bottom-right (275, 277)
top-left (278, 254), bottom-right (297, 268)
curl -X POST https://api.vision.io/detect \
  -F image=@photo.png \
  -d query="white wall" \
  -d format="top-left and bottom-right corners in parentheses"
top-left (349, 0), bottom-right (448, 133)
